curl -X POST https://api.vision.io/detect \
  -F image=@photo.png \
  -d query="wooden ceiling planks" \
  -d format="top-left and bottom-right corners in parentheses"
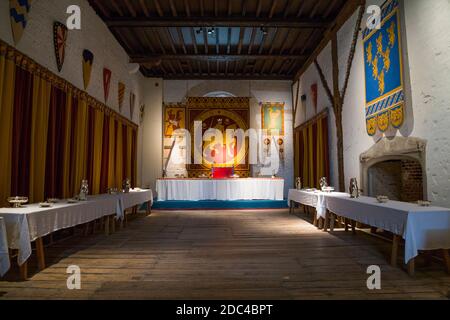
top-left (88, 0), bottom-right (353, 80)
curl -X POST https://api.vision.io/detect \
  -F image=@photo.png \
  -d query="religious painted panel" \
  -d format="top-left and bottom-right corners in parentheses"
top-left (187, 97), bottom-right (250, 178)
top-left (261, 102), bottom-right (285, 136)
top-left (363, 0), bottom-right (405, 136)
top-left (164, 104), bottom-right (186, 137)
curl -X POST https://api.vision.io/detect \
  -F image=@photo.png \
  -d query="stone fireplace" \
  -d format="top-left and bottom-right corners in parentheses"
top-left (360, 137), bottom-right (428, 202)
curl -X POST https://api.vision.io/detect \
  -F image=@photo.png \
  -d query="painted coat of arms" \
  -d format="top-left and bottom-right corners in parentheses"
top-left (9, 0), bottom-right (32, 45)
top-left (363, 0), bottom-right (404, 136)
top-left (53, 22), bottom-right (68, 72)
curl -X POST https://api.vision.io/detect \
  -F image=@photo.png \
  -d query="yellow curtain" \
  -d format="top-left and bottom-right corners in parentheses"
top-left (125, 125), bottom-right (133, 180)
top-left (71, 99), bottom-right (88, 195)
top-left (0, 47), bottom-right (16, 207)
top-left (115, 121), bottom-right (124, 188)
top-left (91, 108), bottom-right (104, 195)
top-left (302, 128), bottom-right (308, 187)
top-left (61, 90), bottom-right (73, 198)
top-left (307, 125), bottom-right (314, 188)
top-left (316, 120), bottom-right (324, 186)
top-left (29, 75), bottom-right (52, 203)
top-left (107, 115), bottom-right (116, 188)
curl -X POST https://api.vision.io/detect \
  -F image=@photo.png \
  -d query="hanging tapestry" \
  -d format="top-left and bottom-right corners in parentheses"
top-left (9, 0), bottom-right (32, 45)
top-left (130, 92), bottom-right (136, 119)
top-left (164, 105), bottom-right (185, 137)
top-left (261, 102), bottom-right (285, 136)
top-left (103, 68), bottom-right (112, 103)
top-left (118, 82), bottom-right (125, 112)
top-left (53, 22), bottom-right (67, 72)
top-left (82, 49), bottom-right (94, 90)
top-left (363, 0), bottom-right (404, 136)
top-left (187, 97), bottom-right (250, 178)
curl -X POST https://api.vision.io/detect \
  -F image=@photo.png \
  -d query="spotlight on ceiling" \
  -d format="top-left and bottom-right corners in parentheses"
top-left (207, 28), bottom-right (215, 36)
top-left (260, 27), bottom-right (268, 35)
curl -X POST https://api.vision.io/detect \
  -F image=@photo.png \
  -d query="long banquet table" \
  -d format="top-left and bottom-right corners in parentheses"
top-left (0, 217), bottom-right (9, 277)
top-left (0, 189), bottom-right (153, 278)
top-left (288, 189), bottom-right (450, 267)
top-left (156, 178), bottom-right (285, 201)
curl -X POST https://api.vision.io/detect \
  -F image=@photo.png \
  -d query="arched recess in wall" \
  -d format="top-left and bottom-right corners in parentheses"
top-left (203, 91), bottom-right (236, 98)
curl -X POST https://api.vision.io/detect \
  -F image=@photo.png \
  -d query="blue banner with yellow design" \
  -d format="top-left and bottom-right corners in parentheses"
top-left (363, 0), bottom-right (404, 136)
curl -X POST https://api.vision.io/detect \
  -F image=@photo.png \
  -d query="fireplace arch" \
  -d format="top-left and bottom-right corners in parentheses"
top-left (360, 137), bottom-right (428, 201)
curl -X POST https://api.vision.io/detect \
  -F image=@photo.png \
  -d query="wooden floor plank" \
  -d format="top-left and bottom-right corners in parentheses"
top-left (1, 209), bottom-right (449, 300)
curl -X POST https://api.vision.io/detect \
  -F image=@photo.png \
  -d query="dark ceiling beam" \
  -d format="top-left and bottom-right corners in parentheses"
top-left (269, 0), bottom-right (278, 18)
top-left (184, 0), bottom-right (191, 17)
top-left (169, 0), bottom-right (178, 17)
top-left (190, 28), bottom-right (198, 54)
top-left (130, 54), bottom-right (307, 63)
top-left (93, 0), bottom-right (110, 18)
top-left (106, 17), bottom-right (330, 29)
top-left (138, 0), bottom-right (150, 17)
top-left (124, 0), bottom-right (136, 17)
top-left (153, 0), bottom-right (164, 17)
top-left (162, 74), bottom-right (292, 80)
top-left (110, 0), bottom-right (124, 16)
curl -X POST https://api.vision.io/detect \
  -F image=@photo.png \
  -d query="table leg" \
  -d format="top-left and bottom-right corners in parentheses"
top-left (443, 249), bottom-right (450, 274)
top-left (111, 216), bottom-right (116, 233)
top-left (323, 212), bottom-right (329, 232)
top-left (330, 212), bottom-right (335, 232)
top-left (289, 201), bottom-right (292, 214)
top-left (407, 258), bottom-right (415, 276)
top-left (351, 220), bottom-right (356, 235)
top-left (344, 218), bottom-right (349, 232)
top-left (36, 237), bottom-right (46, 271)
top-left (19, 261), bottom-right (28, 280)
top-left (105, 216), bottom-right (110, 235)
top-left (147, 201), bottom-right (152, 215)
top-left (313, 210), bottom-right (318, 227)
top-left (391, 235), bottom-right (400, 267)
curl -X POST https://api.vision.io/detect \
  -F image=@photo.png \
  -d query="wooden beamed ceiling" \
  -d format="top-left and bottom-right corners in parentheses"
top-left (88, 0), bottom-right (353, 80)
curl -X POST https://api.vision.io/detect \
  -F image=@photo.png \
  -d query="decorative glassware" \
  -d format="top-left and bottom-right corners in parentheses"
top-left (79, 179), bottom-right (89, 201)
top-left (7, 196), bottom-right (29, 208)
top-left (296, 177), bottom-right (302, 190)
top-left (349, 178), bottom-right (360, 198)
top-left (123, 178), bottom-right (131, 193)
top-left (319, 177), bottom-right (329, 191)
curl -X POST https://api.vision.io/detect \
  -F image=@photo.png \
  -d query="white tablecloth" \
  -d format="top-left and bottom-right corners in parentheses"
top-left (0, 217), bottom-right (10, 277)
top-left (0, 194), bottom-right (120, 266)
top-left (117, 189), bottom-right (153, 219)
top-left (325, 195), bottom-right (450, 264)
top-left (157, 178), bottom-right (285, 201)
top-left (120, 189), bottom-right (153, 210)
top-left (288, 189), bottom-right (347, 218)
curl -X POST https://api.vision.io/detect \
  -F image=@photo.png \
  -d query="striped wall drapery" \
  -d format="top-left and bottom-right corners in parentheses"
top-left (0, 42), bottom-right (138, 207)
top-left (295, 112), bottom-right (330, 189)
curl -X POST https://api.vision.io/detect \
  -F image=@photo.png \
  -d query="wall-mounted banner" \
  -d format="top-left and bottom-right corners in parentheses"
top-left (261, 102), bottom-right (285, 136)
top-left (130, 92), bottom-right (136, 119)
top-left (363, 0), bottom-right (404, 136)
top-left (9, 0), bottom-right (32, 45)
top-left (53, 22), bottom-right (68, 72)
top-left (103, 68), bottom-right (112, 103)
top-left (118, 82), bottom-right (125, 112)
top-left (82, 49), bottom-right (94, 90)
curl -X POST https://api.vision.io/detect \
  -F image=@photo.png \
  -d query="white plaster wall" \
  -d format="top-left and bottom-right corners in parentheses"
top-left (140, 79), bottom-right (164, 190)
top-left (294, 0), bottom-right (450, 207)
top-left (0, 0), bottom-right (143, 123)
top-left (164, 79), bottom-right (295, 197)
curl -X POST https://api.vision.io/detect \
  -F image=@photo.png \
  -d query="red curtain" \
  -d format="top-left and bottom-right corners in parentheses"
top-left (45, 86), bottom-right (67, 199)
top-left (11, 66), bottom-right (33, 197)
